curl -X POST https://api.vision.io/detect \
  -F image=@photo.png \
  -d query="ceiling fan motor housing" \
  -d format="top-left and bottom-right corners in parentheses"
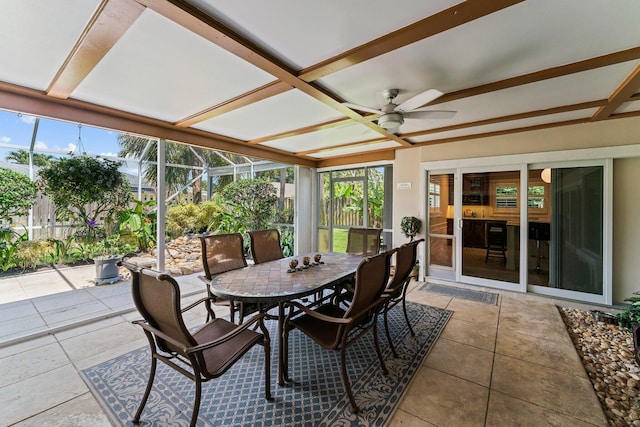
top-left (378, 111), bottom-right (404, 129)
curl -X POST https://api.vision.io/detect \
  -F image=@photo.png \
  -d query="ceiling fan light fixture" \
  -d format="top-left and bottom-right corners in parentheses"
top-left (378, 112), bottom-right (404, 129)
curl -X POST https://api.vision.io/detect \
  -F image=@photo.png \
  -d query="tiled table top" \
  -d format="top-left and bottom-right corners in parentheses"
top-left (209, 252), bottom-right (363, 304)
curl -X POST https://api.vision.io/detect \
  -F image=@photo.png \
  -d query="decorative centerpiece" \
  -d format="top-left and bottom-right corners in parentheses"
top-left (287, 259), bottom-right (299, 273)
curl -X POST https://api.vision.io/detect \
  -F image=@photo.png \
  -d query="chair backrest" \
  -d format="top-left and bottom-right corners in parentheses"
top-left (346, 227), bottom-right (382, 256)
top-left (487, 221), bottom-right (507, 240)
top-left (125, 261), bottom-right (196, 355)
top-left (387, 238), bottom-right (424, 293)
top-left (248, 229), bottom-right (284, 264)
top-left (346, 250), bottom-right (394, 322)
top-left (199, 233), bottom-right (247, 279)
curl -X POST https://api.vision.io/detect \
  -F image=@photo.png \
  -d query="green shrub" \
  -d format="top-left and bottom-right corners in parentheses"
top-left (166, 201), bottom-right (225, 238)
top-left (0, 167), bottom-right (37, 222)
top-left (15, 240), bottom-right (50, 270)
top-left (39, 156), bottom-right (130, 227)
top-left (617, 292), bottom-right (640, 329)
top-left (220, 178), bottom-right (277, 231)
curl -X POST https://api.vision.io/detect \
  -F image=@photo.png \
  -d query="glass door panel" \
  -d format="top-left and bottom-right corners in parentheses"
top-left (531, 166), bottom-right (604, 294)
top-left (427, 173), bottom-right (455, 276)
top-left (527, 169), bottom-right (551, 286)
top-left (461, 170), bottom-right (520, 284)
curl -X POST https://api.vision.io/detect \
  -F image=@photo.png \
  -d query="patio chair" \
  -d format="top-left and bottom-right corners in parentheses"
top-left (282, 250), bottom-right (394, 413)
top-left (381, 238), bottom-right (424, 357)
top-left (121, 261), bottom-right (271, 427)
top-left (346, 227), bottom-right (382, 256)
top-left (332, 227), bottom-right (384, 306)
top-left (199, 233), bottom-right (258, 323)
top-left (248, 229), bottom-right (284, 264)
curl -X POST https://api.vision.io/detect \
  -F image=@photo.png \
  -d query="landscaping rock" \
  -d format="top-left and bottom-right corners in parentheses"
top-left (561, 307), bottom-right (640, 427)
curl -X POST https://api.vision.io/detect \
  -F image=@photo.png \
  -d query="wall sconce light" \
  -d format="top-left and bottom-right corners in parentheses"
top-left (541, 168), bottom-right (551, 184)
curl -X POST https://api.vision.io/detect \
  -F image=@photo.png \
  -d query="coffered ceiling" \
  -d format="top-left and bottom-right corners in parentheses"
top-left (1, 0), bottom-right (639, 168)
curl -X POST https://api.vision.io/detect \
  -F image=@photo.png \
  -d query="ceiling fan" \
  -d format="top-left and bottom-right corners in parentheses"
top-left (343, 88), bottom-right (456, 131)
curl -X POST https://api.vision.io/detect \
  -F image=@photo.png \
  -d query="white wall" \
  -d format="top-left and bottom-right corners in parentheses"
top-left (392, 116), bottom-right (640, 304)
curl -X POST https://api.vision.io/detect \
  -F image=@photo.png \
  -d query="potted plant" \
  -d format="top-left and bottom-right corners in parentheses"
top-left (401, 216), bottom-right (422, 242)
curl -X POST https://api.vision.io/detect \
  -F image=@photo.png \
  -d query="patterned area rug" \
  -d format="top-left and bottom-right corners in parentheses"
top-left (81, 302), bottom-right (451, 426)
top-left (419, 282), bottom-right (498, 305)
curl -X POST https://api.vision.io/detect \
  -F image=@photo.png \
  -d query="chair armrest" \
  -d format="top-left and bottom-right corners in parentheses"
top-left (180, 296), bottom-right (216, 314)
top-left (133, 320), bottom-right (190, 352)
top-left (284, 301), bottom-right (351, 324)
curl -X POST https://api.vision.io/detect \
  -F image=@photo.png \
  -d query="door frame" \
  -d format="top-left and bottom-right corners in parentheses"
top-left (456, 164), bottom-right (528, 293)
top-left (420, 146), bottom-right (615, 305)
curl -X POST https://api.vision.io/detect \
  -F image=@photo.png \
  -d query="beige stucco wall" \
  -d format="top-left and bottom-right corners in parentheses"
top-left (613, 157), bottom-right (640, 303)
top-left (392, 116), bottom-right (640, 304)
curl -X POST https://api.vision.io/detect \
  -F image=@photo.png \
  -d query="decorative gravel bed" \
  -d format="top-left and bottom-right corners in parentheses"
top-left (560, 307), bottom-right (640, 426)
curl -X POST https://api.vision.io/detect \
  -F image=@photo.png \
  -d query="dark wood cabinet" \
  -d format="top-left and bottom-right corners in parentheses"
top-left (463, 220), bottom-right (486, 248)
top-left (462, 174), bottom-right (489, 205)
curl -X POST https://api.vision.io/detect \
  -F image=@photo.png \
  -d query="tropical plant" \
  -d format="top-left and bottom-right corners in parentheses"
top-left (0, 167), bottom-right (37, 222)
top-left (38, 156), bottom-right (131, 230)
top-left (617, 292), bottom-right (640, 329)
top-left (0, 226), bottom-right (28, 271)
top-left (5, 149), bottom-right (54, 167)
top-left (46, 237), bottom-right (76, 265)
top-left (220, 178), bottom-right (278, 232)
top-left (116, 199), bottom-right (157, 251)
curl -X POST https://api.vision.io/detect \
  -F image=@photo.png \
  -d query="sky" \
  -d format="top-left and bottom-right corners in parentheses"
top-left (0, 109), bottom-right (121, 161)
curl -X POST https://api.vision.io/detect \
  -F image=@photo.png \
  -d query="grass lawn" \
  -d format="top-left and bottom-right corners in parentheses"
top-left (332, 228), bottom-right (349, 252)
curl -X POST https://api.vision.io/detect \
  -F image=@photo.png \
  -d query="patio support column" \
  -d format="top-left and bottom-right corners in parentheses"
top-left (156, 138), bottom-right (166, 272)
top-left (27, 117), bottom-right (39, 240)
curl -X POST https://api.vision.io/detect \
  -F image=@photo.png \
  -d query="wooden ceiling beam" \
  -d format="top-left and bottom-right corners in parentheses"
top-left (592, 63), bottom-right (640, 121)
top-left (429, 46), bottom-right (640, 107)
top-left (296, 137), bottom-right (388, 156)
top-left (298, 0), bottom-right (524, 82)
top-left (316, 150), bottom-right (395, 168)
top-left (409, 110), bottom-right (640, 148)
top-left (248, 114), bottom-right (380, 145)
top-left (175, 81), bottom-right (292, 127)
top-left (401, 100), bottom-right (606, 137)
top-left (47, 0), bottom-right (145, 99)
top-left (0, 81), bottom-right (316, 167)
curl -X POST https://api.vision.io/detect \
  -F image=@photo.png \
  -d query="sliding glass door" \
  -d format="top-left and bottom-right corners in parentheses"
top-left (460, 169), bottom-right (521, 287)
top-left (528, 165), bottom-right (605, 297)
top-left (425, 159), bottom-right (610, 304)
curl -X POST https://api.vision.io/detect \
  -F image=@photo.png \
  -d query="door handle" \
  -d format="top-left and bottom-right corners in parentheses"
top-left (458, 218), bottom-right (463, 230)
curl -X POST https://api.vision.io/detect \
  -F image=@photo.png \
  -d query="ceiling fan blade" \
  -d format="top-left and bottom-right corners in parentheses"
top-left (396, 89), bottom-right (444, 112)
top-left (404, 110), bottom-right (456, 119)
top-left (342, 102), bottom-right (382, 115)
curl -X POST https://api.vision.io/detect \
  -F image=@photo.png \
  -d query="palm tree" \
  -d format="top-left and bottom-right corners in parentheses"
top-left (5, 149), bottom-right (54, 167)
top-left (117, 135), bottom-right (237, 203)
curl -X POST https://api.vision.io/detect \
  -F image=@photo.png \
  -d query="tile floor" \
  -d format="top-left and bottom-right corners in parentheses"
top-left (0, 267), bottom-right (609, 426)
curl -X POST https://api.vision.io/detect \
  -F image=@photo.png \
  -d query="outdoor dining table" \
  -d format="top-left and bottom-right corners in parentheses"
top-left (207, 251), bottom-right (364, 385)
